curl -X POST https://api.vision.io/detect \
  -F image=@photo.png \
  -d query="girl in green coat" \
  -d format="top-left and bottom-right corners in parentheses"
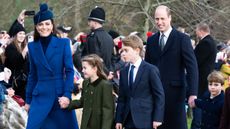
top-left (68, 54), bottom-right (115, 129)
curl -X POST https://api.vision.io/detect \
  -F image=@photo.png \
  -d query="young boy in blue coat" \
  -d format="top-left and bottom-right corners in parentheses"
top-left (193, 71), bottom-right (225, 129)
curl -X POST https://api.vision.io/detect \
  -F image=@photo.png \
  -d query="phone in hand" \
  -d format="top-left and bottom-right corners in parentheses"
top-left (24, 11), bottom-right (35, 16)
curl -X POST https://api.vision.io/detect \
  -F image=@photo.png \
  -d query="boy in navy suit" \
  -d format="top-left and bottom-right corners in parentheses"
top-left (115, 35), bottom-right (165, 129)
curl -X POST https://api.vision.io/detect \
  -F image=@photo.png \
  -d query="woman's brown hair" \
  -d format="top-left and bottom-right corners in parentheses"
top-left (81, 54), bottom-right (107, 80)
top-left (33, 19), bottom-right (58, 42)
top-left (12, 33), bottom-right (27, 53)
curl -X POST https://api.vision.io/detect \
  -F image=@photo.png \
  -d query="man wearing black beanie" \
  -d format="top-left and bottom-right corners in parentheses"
top-left (82, 6), bottom-right (114, 72)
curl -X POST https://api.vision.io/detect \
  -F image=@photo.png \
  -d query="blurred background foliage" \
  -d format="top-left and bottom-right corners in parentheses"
top-left (0, 0), bottom-right (230, 42)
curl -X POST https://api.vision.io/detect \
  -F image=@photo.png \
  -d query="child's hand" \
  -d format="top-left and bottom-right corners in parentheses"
top-left (115, 123), bottom-right (122, 129)
top-left (108, 71), bottom-right (114, 80)
top-left (6, 88), bottom-right (15, 97)
top-left (24, 103), bottom-right (30, 112)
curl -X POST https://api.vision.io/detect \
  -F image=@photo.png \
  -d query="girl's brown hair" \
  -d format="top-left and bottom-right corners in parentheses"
top-left (81, 54), bottom-right (107, 80)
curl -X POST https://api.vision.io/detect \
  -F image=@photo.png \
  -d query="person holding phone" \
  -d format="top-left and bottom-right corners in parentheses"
top-left (5, 9), bottom-right (28, 100)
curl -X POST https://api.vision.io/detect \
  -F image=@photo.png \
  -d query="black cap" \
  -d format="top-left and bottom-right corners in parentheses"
top-left (88, 6), bottom-right (105, 23)
top-left (8, 22), bottom-right (26, 37)
top-left (57, 25), bottom-right (72, 33)
top-left (108, 30), bottom-right (120, 39)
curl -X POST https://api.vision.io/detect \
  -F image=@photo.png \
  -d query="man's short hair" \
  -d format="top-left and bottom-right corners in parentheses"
top-left (155, 5), bottom-right (171, 16)
top-left (196, 23), bottom-right (210, 33)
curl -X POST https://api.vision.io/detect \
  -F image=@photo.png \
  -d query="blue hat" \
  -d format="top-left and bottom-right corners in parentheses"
top-left (33, 3), bottom-right (53, 25)
top-left (88, 6), bottom-right (105, 23)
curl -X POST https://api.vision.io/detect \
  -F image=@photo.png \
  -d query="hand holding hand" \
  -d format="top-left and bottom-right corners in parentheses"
top-left (58, 96), bottom-right (70, 109)
top-left (188, 95), bottom-right (197, 108)
top-left (115, 123), bottom-right (122, 129)
top-left (153, 121), bottom-right (162, 129)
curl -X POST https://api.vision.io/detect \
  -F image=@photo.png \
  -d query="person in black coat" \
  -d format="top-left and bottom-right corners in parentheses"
top-left (194, 71), bottom-right (225, 129)
top-left (4, 10), bottom-right (28, 100)
top-left (145, 5), bottom-right (198, 129)
top-left (191, 23), bottom-right (217, 129)
top-left (82, 7), bottom-right (114, 72)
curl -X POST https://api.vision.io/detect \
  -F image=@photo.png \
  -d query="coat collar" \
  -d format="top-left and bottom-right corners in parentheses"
top-left (33, 36), bottom-right (58, 72)
top-left (133, 60), bottom-right (145, 91)
top-left (203, 90), bottom-right (224, 102)
top-left (127, 60), bottom-right (146, 93)
top-left (157, 28), bottom-right (176, 55)
top-left (85, 78), bottom-right (102, 87)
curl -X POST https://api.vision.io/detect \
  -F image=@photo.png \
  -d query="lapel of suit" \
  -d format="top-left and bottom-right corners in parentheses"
top-left (33, 39), bottom-right (52, 72)
top-left (45, 36), bottom-right (58, 63)
top-left (132, 61), bottom-right (145, 93)
top-left (161, 29), bottom-right (175, 56)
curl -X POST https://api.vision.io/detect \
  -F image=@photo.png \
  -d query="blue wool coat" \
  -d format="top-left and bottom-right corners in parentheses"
top-left (195, 91), bottom-right (224, 129)
top-left (26, 36), bottom-right (79, 129)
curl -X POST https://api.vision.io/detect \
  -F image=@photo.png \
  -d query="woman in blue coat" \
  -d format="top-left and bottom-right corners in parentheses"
top-left (24, 3), bottom-right (79, 129)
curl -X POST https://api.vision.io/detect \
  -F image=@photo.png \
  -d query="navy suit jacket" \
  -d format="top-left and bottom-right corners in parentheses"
top-left (145, 28), bottom-right (198, 129)
top-left (115, 60), bottom-right (165, 128)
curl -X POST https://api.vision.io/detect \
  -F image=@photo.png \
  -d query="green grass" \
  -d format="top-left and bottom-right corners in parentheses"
top-left (187, 117), bottom-right (192, 129)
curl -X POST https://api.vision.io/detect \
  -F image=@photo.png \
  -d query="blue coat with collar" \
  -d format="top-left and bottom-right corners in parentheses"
top-left (145, 28), bottom-right (198, 129)
top-left (115, 60), bottom-right (165, 128)
top-left (195, 91), bottom-right (224, 129)
top-left (26, 36), bottom-right (78, 129)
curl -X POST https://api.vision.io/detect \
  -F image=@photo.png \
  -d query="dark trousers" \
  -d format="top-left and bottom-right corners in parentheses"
top-left (124, 112), bottom-right (152, 129)
top-left (124, 112), bottom-right (135, 128)
top-left (191, 107), bottom-right (202, 129)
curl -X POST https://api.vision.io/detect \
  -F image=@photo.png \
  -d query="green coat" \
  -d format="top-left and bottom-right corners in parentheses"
top-left (68, 78), bottom-right (114, 129)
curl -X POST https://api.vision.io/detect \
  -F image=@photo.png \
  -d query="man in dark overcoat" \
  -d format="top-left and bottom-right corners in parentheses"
top-left (145, 5), bottom-right (198, 129)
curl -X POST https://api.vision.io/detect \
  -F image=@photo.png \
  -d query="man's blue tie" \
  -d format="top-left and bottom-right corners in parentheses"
top-left (129, 65), bottom-right (135, 90)
top-left (159, 33), bottom-right (165, 51)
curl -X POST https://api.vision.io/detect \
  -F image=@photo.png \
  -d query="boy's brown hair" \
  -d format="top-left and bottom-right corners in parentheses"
top-left (122, 35), bottom-right (144, 57)
top-left (207, 71), bottom-right (225, 85)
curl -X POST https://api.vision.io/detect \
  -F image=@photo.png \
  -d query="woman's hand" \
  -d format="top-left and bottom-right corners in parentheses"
top-left (58, 96), bottom-right (70, 109)
top-left (24, 103), bottom-right (30, 112)
top-left (17, 9), bottom-right (26, 25)
top-left (6, 88), bottom-right (15, 97)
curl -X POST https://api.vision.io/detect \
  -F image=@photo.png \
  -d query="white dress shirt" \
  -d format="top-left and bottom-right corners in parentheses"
top-left (129, 57), bottom-right (142, 84)
top-left (160, 26), bottom-right (173, 46)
